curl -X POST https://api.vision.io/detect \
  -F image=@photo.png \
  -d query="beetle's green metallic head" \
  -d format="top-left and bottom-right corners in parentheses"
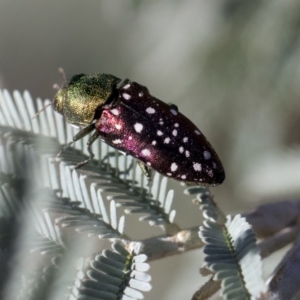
top-left (54, 73), bottom-right (121, 126)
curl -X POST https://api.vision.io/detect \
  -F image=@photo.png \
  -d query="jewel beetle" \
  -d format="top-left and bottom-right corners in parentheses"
top-left (52, 72), bottom-right (225, 186)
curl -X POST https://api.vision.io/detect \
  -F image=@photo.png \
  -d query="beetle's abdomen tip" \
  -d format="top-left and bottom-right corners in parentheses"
top-left (215, 170), bottom-right (225, 185)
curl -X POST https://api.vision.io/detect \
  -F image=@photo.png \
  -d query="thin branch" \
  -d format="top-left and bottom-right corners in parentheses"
top-left (192, 276), bottom-right (220, 300)
top-left (124, 221), bottom-right (300, 263)
top-left (126, 226), bottom-right (203, 261)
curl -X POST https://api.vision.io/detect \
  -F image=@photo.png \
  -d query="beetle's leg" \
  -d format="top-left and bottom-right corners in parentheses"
top-left (75, 131), bottom-right (100, 169)
top-left (57, 123), bottom-right (95, 157)
top-left (138, 161), bottom-right (154, 196)
top-left (138, 161), bottom-right (151, 178)
top-left (138, 160), bottom-right (153, 184)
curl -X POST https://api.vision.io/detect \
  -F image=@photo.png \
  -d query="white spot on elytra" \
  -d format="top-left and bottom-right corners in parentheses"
top-left (212, 162), bottom-right (217, 169)
top-left (174, 123), bottom-right (179, 127)
top-left (170, 109), bottom-right (178, 115)
top-left (170, 163), bottom-right (178, 172)
top-left (172, 129), bottom-right (178, 136)
top-left (159, 120), bottom-right (164, 125)
top-left (164, 137), bottom-right (171, 144)
top-left (157, 130), bottom-right (163, 136)
top-left (138, 92), bottom-right (144, 97)
top-left (123, 93), bottom-right (131, 100)
top-left (129, 136), bottom-right (132, 140)
top-left (183, 137), bottom-right (188, 143)
top-left (134, 123), bottom-right (143, 133)
top-left (113, 139), bottom-right (122, 144)
top-left (193, 162), bottom-right (202, 171)
top-left (110, 108), bottom-right (119, 116)
top-left (123, 84), bottom-right (130, 89)
top-left (181, 175), bottom-right (186, 179)
top-left (195, 130), bottom-right (201, 135)
top-left (152, 140), bottom-right (157, 145)
top-left (141, 149), bottom-right (151, 156)
top-left (208, 170), bottom-right (213, 177)
top-left (204, 151), bottom-right (211, 160)
top-left (179, 146), bottom-right (184, 153)
top-left (185, 150), bottom-right (190, 157)
top-left (146, 107), bottom-right (155, 114)
top-left (167, 172), bottom-right (172, 176)
top-left (115, 124), bottom-right (122, 130)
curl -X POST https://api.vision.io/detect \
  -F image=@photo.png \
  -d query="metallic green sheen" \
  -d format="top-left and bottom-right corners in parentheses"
top-left (54, 73), bottom-right (121, 126)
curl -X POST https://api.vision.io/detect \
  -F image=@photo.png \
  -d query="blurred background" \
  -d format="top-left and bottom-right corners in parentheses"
top-left (0, 0), bottom-right (300, 299)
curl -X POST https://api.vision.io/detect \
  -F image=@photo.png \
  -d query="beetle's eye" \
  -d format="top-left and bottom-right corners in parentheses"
top-left (53, 90), bottom-right (64, 114)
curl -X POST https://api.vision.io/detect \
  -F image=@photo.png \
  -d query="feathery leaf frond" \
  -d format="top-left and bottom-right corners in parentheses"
top-left (71, 242), bottom-right (151, 300)
top-left (195, 188), bottom-right (265, 300)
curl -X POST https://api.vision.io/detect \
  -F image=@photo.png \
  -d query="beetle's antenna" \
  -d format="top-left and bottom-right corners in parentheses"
top-left (32, 67), bottom-right (67, 119)
top-left (32, 99), bottom-right (55, 119)
top-left (58, 67), bottom-right (68, 85)
top-left (53, 67), bottom-right (68, 90)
